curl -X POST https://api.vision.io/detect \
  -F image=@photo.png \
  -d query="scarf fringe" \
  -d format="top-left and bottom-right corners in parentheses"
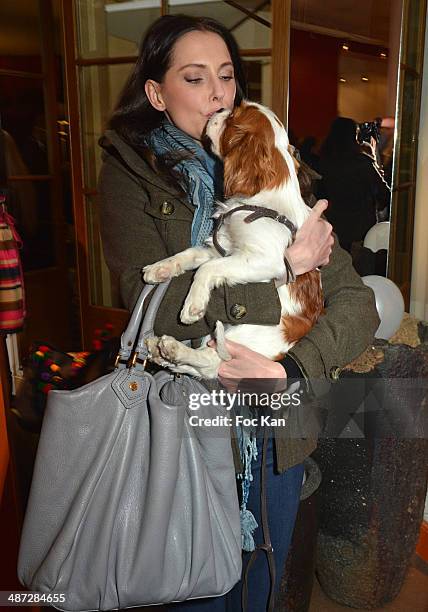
top-left (237, 428), bottom-right (259, 552)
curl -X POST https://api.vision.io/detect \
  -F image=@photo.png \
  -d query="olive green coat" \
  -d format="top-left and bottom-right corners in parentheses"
top-left (98, 130), bottom-right (380, 472)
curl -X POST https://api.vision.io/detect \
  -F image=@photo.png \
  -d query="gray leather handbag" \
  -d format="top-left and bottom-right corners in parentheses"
top-left (18, 282), bottom-right (242, 611)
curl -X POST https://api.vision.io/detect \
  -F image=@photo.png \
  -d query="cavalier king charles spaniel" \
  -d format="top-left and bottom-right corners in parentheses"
top-left (143, 101), bottom-right (323, 378)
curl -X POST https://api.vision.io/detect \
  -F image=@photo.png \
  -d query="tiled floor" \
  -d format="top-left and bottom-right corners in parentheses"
top-left (309, 556), bottom-right (428, 612)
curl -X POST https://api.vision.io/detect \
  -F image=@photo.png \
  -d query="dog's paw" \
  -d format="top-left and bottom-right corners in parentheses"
top-left (145, 336), bottom-right (161, 359)
top-left (145, 336), bottom-right (171, 367)
top-left (180, 284), bottom-right (210, 324)
top-left (180, 298), bottom-right (207, 324)
top-left (143, 259), bottom-right (182, 283)
top-left (158, 335), bottom-right (185, 364)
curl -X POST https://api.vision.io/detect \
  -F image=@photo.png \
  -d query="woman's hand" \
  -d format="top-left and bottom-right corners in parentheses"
top-left (208, 339), bottom-right (287, 394)
top-left (276, 199), bottom-right (334, 286)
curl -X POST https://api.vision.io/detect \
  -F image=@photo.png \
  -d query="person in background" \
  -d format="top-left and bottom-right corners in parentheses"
top-left (318, 117), bottom-right (390, 254)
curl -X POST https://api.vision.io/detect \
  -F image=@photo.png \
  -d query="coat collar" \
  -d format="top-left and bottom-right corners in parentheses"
top-left (101, 129), bottom-right (194, 211)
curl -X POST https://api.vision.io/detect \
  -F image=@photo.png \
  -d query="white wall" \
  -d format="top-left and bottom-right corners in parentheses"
top-left (411, 8), bottom-right (428, 528)
top-left (410, 10), bottom-right (428, 321)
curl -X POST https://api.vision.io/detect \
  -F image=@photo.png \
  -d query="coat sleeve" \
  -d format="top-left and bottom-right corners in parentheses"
top-left (287, 236), bottom-right (380, 394)
top-left (98, 155), bottom-right (282, 339)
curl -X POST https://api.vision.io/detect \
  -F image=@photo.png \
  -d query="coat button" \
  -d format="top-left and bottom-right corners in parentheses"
top-left (230, 303), bottom-right (247, 320)
top-left (161, 201), bottom-right (175, 215)
top-left (329, 366), bottom-right (341, 381)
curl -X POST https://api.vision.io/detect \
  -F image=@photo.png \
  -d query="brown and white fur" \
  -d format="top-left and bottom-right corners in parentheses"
top-left (143, 101), bottom-right (323, 378)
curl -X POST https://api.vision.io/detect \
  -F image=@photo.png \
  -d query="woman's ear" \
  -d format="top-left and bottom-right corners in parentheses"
top-left (145, 80), bottom-right (166, 111)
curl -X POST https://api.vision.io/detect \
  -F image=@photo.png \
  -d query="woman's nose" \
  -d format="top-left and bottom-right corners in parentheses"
top-left (212, 80), bottom-right (225, 102)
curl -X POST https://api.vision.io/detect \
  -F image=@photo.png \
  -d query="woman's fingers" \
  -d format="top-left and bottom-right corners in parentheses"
top-left (310, 198), bottom-right (329, 218)
top-left (286, 203), bottom-right (334, 274)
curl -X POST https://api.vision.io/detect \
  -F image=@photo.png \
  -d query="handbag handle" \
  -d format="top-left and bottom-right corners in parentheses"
top-left (117, 281), bottom-right (171, 365)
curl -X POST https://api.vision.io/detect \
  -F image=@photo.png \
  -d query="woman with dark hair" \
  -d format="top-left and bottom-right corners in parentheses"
top-left (99, 15), bottom-right (379, 611)
top-left (318, 117), bottom-right (390, 253)
top-left (108, 15), bottom-right (245, 158)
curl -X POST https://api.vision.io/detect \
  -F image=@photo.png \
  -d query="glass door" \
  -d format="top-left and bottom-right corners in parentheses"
top-left (0, 0), bottom-right (77, 353)
top-left (63, 0), bottom-right (165, 347)
top-left (388, 0), bottom-right (427, 306)
top-left (287, 0), bottom-right (426, 308)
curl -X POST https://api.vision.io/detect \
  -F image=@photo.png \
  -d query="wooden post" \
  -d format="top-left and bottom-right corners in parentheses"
top-left (271, 0), bottom-right (291, 125)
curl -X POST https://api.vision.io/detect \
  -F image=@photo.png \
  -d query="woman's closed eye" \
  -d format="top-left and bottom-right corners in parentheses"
top-left (185, 77), bottom-right (203, 84)
top-left (184, 75), bottom-right (234, 84)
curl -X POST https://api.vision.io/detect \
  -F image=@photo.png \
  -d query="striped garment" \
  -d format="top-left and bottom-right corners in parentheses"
top-left (0, 204), bottom-right (26, 333)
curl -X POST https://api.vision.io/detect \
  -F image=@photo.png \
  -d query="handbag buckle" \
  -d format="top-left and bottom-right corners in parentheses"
top-left (128, 350), bottom-right (147, 370)
top-left (114, 351), bottom-right (148, 369)
top-left (114, 353), bottom-right (130, 368)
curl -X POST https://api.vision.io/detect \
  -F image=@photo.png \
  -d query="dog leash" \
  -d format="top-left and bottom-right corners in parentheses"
top-left (241, 426), bottom-right (276, 612)
top-left (212, 204), bottom-right (297, 258)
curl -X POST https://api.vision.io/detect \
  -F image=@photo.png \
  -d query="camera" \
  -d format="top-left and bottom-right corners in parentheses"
top-left (357, 118), bottom-right (382, 145)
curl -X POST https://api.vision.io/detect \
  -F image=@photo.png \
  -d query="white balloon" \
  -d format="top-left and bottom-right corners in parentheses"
top-left (363, 222), bottom-right (390, 252)
top-left (362, 275), bottom-right (404, 340)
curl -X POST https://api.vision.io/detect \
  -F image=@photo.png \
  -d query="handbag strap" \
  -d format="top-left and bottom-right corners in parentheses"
top-left (135, 280), bottom-right (171, 356)
top-left (118, 281), bottom-right (170, 363)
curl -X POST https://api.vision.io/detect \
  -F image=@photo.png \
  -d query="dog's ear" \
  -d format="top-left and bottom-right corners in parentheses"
top-left (220, 111), bottom-right (250, 155)
top-left (223, 113), bottom-right (289, 197)
top-left (223, 131), bottom-right (272, 196)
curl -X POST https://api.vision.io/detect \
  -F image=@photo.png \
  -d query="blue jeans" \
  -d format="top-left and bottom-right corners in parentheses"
top-left (168, 436), bottom-right (304, 612)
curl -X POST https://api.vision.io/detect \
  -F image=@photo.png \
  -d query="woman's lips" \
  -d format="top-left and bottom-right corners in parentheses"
top-left (206, 108), bottom-right (225, 118)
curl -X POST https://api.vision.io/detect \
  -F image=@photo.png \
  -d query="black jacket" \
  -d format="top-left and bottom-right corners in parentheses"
top-left (318, 153), bottom-right (390, 251)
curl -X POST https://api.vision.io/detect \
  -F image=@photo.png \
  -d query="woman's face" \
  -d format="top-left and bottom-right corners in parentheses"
top-left (145, 31), bottom-right (237, 141)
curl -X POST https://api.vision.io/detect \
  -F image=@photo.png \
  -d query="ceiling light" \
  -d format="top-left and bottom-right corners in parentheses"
top-left (361, 76), bottom-right (369, 82)
top-left (342, 44), bottom-right (349, 51)
top-left (380, 52), bottom-right (387, 58)
top-left (339, 78), bottom-right (347, 83)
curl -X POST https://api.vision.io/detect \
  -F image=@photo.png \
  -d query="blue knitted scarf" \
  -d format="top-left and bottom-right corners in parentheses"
top-left (145, 119), bottom-right (223, 246)
top-left (147, 119), bottom-right (259, 552)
